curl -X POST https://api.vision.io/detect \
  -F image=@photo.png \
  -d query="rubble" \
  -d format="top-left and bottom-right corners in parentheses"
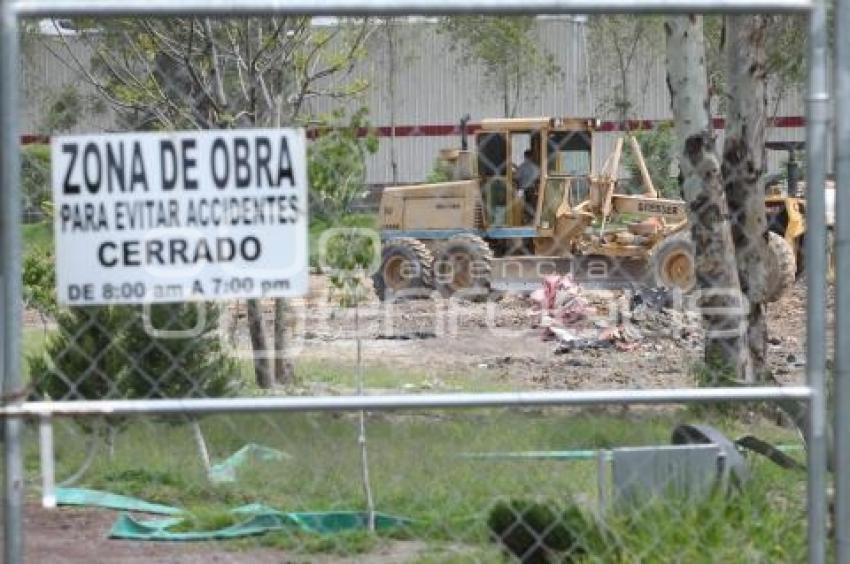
top-left (530, 275), bottom-right (702, 353)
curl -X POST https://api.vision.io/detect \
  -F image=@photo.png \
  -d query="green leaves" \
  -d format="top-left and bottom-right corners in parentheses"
top-left (21, 144), bottom-right (51, 220)
top-left (426, 158), bottom-right (454, 183)
top-left (587, 16), bottom-right (665, 122)
top-left (28, 304), bottom-right (239, 401)
top-left (308, 107), bottom-right (379, 222)
top-left (438, 17), bottom-right (562, 117)
top-left (305, 107), bottom-right (379, 306)
top-left (23, 246), bottom-right (57, 319)
top-left (624, 125), bottom-right (681, 199)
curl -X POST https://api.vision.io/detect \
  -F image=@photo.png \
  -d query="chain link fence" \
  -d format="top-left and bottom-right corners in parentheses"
top-left (2, 1), bottom-right (833, 562)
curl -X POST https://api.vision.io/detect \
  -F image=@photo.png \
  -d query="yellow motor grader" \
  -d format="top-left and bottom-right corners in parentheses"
top-left (372, 116), bottom-right (794, 301)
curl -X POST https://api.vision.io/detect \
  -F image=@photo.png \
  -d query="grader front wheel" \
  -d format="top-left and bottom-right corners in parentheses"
top-left (649, 230), bottom-right (795, 301)
top-left (651, 231), bottom-right (696, 293)
top-left (372, 238), bottom-right (434, 301)
top-left (434, 235), bottom-right (494, 298)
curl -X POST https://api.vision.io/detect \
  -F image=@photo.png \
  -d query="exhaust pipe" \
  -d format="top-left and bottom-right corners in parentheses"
top-left (460, 114), bottom-right (471, 150)
top-left (787, 149), bottom-right (802, 197)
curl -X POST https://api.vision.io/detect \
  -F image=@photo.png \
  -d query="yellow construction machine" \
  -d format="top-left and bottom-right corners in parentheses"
top-left (372, 116), bottom-right (794, 301)
top-left (764, 141), bottom-right (835, 278)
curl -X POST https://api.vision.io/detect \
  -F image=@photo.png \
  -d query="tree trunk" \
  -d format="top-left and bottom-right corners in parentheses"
top-left (614, 43), bottom-right (630, 128)
top-left (386, 20), bottom-right (399, 184)
top-left (503, 69), bottom-right (510, 118)
top-left (722, 16), bottom-right (770, 382)
top-left (273, 298), bottom-right (296, 386)
top-left (246, 299), bottom-right (272, 388)
top-left (665, 15), bottom-right (750, 381)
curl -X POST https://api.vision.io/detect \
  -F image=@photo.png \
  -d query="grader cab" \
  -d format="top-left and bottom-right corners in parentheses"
top-left (372, 116), bottom-right (790, 301)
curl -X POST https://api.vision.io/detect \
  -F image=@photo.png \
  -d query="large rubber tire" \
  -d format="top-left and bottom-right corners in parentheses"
top-left (433, 234), bottom-right (494, 299)
top-left (372, 238), bottom-right (434, 301)
top-left (765, 231), bottom-right (796, 303)
top-left (651, 231), bottom-right (696, 293)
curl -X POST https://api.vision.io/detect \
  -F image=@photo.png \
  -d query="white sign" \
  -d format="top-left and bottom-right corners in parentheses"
top-left (52, 129), bottom-right (309, 305)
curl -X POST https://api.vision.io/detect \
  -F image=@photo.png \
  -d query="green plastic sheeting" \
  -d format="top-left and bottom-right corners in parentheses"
top-left (55, 487), bottom-right (410, 541)
top-left (55, 487), bottom-right (182, 515)
top-left (460, 450), bottom-right (610, 461)
top-left (459, 444), bottom-right (803, 462)
top-left (208, 443), bottom-right (290, 484)
top-left (111, 506), bottom-right (411, 541)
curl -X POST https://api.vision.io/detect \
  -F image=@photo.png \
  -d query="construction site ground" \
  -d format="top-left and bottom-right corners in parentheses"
top-left (236, 275), bottom-right (816, 395)
top-left (23, 274), bottom-right (815, 394)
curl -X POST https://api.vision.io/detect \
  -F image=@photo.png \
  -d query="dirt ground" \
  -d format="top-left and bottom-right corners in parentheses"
top-left (257, 274), bottom-right (813, 393)
top-left (26, 274), bottom-right (813, 393)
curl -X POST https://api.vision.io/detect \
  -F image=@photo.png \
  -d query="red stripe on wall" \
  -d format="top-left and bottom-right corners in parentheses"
top-left (322, 116), bottom-right (807, 139)
top-left (21, 116), bottom-right (806, 145)
top-left (21, 134), bottom-right (50, 145)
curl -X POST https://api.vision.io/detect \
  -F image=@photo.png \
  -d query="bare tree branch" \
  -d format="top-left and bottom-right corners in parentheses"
top-left (204, 17), bottom-right (228, 112)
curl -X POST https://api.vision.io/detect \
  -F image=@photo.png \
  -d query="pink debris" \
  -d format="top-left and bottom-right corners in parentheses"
top-left (531, 275), bottom-right (590, 338)
top-left (532, 275), bottom-right (644, 351)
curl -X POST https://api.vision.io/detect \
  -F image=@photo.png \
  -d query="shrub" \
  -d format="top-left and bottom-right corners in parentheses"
top-left (23, 246), bottom-right (57, 325)
top-left (118, 303), bottom-right (238, 399)
top-left (29, 306), bottom-right (128, 400)
top-left (21, 144), bottom-right (51, 223)
top-left (624, 124), bottom-right (680, 199)
top-left (487, 498), bottom-right (610, 563)
top-left (308, 107), bottom-right (379, 222)
top-left (28, 304), bottom-right (238, 401)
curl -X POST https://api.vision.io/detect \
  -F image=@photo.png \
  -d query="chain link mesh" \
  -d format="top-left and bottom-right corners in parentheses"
top-left (15, 13), bottom-right (815, 562)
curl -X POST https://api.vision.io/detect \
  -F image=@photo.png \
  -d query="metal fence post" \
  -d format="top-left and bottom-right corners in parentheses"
top-left (835, 0), bottom-right (850, 557)
top-left (1, 0), bottom-right (24, 560)
top-left (38, 416), bottom-right (56, 509)
top-left (807, 0), bottom-right (831, 562)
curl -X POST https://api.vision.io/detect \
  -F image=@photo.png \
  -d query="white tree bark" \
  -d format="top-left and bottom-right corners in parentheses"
top-left (385, 19), bottom-right (399, 184)
top-left (665, 16), bottom-right (710, 153)
top-left (722, 16), bottom-right (770, 381)
top-left (665, 15), bottom-right (750, 381)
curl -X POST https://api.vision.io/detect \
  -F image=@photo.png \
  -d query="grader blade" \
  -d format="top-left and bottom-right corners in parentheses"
top-left (490, 256), bottom-right (651, 293)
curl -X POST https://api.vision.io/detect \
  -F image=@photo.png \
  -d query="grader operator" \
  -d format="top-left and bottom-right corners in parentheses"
top-left (372, 116), bottom-right (795, 302)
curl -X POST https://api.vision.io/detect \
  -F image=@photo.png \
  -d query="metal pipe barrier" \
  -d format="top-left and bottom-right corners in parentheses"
top-left (1, 0), bottom-right (24, 561)
top-left (0, 387), bottom-right (816, 418)
top-left (0, 1), bottom-right (831, 563)
top-left (806, 1), bottom-right (831, 562)
top-left (13, 0), bottom-right (813, 17)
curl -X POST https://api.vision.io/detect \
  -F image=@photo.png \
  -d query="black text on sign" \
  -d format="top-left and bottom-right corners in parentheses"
top-left (52, 129), bottom-right (309, 305)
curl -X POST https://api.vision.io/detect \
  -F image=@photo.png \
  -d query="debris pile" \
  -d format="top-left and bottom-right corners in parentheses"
top-left (531, 275), bottom-right (701, 353)
top-left (627, 292), bottom-right (702, 344)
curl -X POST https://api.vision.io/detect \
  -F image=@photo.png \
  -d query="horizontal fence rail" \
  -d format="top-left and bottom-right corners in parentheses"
top-left (0, 387), bottom-right (814, 418)
top-left (14, 0), bottom-right (814, 17)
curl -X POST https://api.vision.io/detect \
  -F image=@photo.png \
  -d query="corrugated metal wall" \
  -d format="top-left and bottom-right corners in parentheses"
top-left (304, 17), bottom-right (809, 185)
top-left (307, 18), bottom-right (604, 183)
top-left (20, 36), bottom-right (116, 135)
top-left (21, 19), bottom-right (809, 185)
